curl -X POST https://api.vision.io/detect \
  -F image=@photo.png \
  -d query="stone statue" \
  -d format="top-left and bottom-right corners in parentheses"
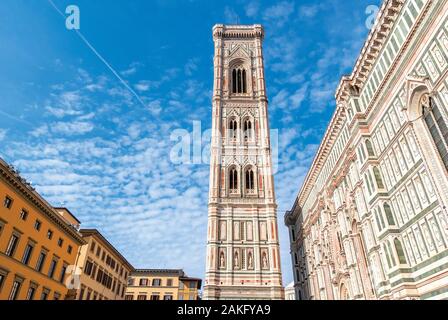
top-left (248, 252), bottom-right (253, 269)
top-left (234, 251), bottom-right (239, 268)
top-left (262, 252), bottom-right (268, 269)
top-left (220, 252), bottom-right (225, 268)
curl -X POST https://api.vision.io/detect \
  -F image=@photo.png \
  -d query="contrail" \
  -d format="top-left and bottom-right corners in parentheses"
top-left (47, 0), bottom-right (148, 109)
top-left (0, 110), bottom-right (33, 125)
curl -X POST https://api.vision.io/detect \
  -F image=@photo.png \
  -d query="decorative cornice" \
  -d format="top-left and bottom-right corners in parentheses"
top-left (213, 24), bottom-right (264, 41)
top-left (0, 158), bottom-right (85, 245)
top-left (335, 0), bottom-right (406, 103)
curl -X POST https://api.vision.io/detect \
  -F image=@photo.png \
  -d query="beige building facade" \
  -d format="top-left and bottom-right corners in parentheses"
top-left (285, 0), bottom-right (448, 300)
top-left (204, 24), bottom-right (284, 300)
top-left (75, 229), bottom-right (133, 300)
top-left (125, 269), bottom-right (201, 300)
top-left (0, 158), bottom-right (85, 300)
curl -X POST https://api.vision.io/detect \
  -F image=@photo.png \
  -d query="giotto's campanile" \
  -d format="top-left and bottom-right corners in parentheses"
top-left (203, 24), bottom-right (284, 300)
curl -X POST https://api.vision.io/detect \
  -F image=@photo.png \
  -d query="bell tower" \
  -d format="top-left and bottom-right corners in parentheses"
top-left (203, 24), bottom-right (284, 300)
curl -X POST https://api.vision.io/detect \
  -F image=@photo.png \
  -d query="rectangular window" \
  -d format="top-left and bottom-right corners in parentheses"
top-left (19, 209), bottom-right (28, 221)
top-left (59, 264), bottom-right (67, 283)
top-left (90, 241), bottom-right (96, 253)
top-left (152, 279), bottom-right (161, 287)
top-left (84, 260), bottom-right (93, 276)
top-left (48, 259), bottom-right (58, 278)
top-left (41, 289), bottom-right (50, 300)
top-left (79, 287), bottom-right (85, 300)
top-left (34, 220), bottom-right (41, 231)
top-left (26, 286), bottom-right (36, 300)
top-left (47, 230), bottom-right (53, 240)
top-left (5, 234), bottom-right (19, 257)
top-left (139, 278), bottom-right (148, 286)
top-left (125, 295), bottom-right (133, 300)
top-left (0, 272), bottom-right (7, 292)
top-left (164, 295), bottom-right (173, 300)
top-left (137, 295), bottom-right (147, 300)
top-left (96, 269), bottom-right (103, 283)
top-left (86, 290), bottom-right (92, 300)
top-left (36, 251), bottom-right (47, 272)
top-left (57, 238), bottom-right (63, 247)
top-left (91, 264), bottom-right (97, 279)
top-left (96, 247), bottom-right (101, 257)
top-left (166, 279), bottom-right (173, 287)
top-left (150, 294), bottom-right (160, 300)
top-left (22, 243), bottom-right (34, 265)
top-left (3, 196), bottom-right (13, 209)
top-left (67, 245), bottom-right (73, 254)
top-left (9, 280), bottom-right (21, 300)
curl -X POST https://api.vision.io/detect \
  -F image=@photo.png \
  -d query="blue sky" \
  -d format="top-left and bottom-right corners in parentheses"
top-left (0, 0), bottom-right (380, 285)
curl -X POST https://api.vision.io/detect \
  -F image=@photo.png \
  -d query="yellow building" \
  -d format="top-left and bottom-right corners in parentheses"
top-left (0, 158), bottom-right (85, 300)
top-left (125, 269), bottom-right (201, 300)
top-left (76, 229), bottom-right (134, 300)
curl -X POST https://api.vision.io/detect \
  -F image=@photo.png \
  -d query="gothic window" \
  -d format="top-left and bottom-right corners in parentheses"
top-left (229, 167), bottom-right (238, 194)
top-left (245, 167), bottom-right (255, 194)
top-left (373, 167), bottom-right (384, 189)
top-left (422, 95), bottom-right (448, 170)
top-left (365, 139), bottom-right (375, 157)
top-left (243, 119), bottom-right (253, 141)
top-left (229, 118), bottom-right (238, 140)
top-left (383, 203), bottom-right (396, 226)
top-left (232, 67), bottom-right (247, 94)
top-left (383, 244), bottom-right (392, 268)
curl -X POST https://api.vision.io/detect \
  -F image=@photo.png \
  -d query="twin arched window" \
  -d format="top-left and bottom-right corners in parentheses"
top-left (422, 95), bottom-right (448, 170)
top-left (232, 68), bottom-right (247, 94)
top-left (228, 167), bottom-right (256, 195)
top-left (228, 118), bottom-right (254, 142)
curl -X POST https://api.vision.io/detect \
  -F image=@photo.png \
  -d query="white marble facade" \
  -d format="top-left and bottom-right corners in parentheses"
top-left (285, 0), bottom-right (448, 300)
top-left (204, 25), bottom-right (284, 300)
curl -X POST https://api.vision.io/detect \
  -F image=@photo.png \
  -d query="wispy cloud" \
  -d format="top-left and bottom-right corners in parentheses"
top-left (263, 1), bottom-right (294, 28)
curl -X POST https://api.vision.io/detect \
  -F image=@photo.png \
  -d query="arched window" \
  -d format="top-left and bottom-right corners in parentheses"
top-left (422, 95), bottom-right (448, 170)
top-left (229, 118), bottom-right (238, 140)
top-left (229, 167), bottom-right (238, 194)
top-left (383, 203), bottom-right (395, 226)
top-left (373, 167), bottom-right (384, 189)
top-left (365, 139), bottom-right (375, 157)
top-left (394, 238), bottom-right (407, 264)
top-left (232, 67), bottom-right (247, 94)
top-left (243, 119), bottom-right (253, 141)
top-left (245, 167), bottom-right (255, 194)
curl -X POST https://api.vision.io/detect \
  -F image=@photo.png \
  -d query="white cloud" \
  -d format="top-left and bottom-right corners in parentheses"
top-left (224, 6), bottom-right (239, 24)
top-left (263, 1), bottom-right (294, 28)
top-left (134, 81), bottom-right (151, 92)
top-left (0, 129), bottom-right (7, 141)
top-left (52, 121), bottom-right (94, 135)
top-left (298, 4), bottom-right (321, 19)
top-left (245, 1), bottom-right (260, 18)
top-left (184, 58), bottom-right (199, 76)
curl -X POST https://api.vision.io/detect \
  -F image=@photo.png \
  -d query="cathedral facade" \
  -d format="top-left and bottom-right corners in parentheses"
top-left (203, 24), bottom-right (284, 300)
top-left (285, 0), bottom-right (448, 300)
